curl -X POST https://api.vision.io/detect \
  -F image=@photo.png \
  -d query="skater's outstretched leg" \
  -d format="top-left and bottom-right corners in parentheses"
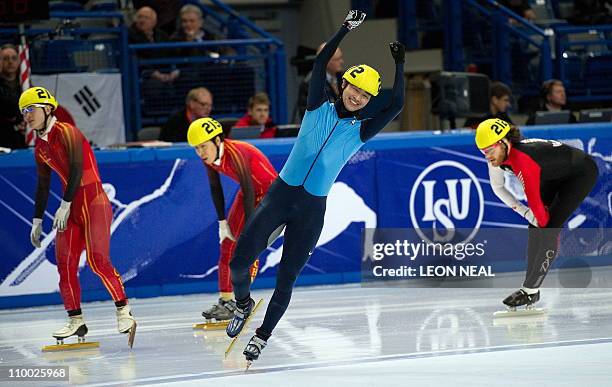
top-left (256, 197), bottom-right (325, 343)
top-left (229, 190), bottom-right (287, 303)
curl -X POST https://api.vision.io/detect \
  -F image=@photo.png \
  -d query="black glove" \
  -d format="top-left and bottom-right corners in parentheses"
top-left (343, 10), bottom-right (366, 30)
top-left (389, 41), bottom-right (406, 64)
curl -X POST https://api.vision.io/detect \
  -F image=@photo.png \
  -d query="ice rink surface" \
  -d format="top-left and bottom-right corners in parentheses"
top-left (1, 281), bottom-right (612, 386)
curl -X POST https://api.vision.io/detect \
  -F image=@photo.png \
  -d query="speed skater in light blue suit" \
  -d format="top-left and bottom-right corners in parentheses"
top-left (226, 9), bottom-right (406, 363)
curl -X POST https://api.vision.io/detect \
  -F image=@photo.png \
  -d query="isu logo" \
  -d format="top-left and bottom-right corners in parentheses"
top-left (409, 160), bottom-right (484, 243)
top-left (73, 86), bottom-right (101, 116)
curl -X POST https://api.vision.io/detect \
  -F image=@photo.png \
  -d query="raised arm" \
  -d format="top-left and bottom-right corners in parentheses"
top-left (307, 10), bottom-right (366, 111)
top-left (360, 42), bottom-right (406, 142)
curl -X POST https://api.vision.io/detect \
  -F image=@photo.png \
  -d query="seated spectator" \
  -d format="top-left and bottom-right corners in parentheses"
top-left (171, 4), bottom-right (233, 58)
top-left (234, 92), bottom-right (277, 138)
top-left (160, 87), bottom-right (213, 142)
top-left (0, 44), bottom-right (26, 149)
top-left (526, 79), bottom-right (577, 125)
top-left (132, 0), bottom-right (181, 36)
top-left (295, 42), bottom-right (344, 121)
top-left (464, 81), bottom-right (514, 128)
top-left (128, 6), bottom-right (178, 83)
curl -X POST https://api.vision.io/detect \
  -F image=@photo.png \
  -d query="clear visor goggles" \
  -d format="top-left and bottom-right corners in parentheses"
top-left (20, 104), bottom-right (48, 115)
top-left (479, 141), bottom-right (502, 156)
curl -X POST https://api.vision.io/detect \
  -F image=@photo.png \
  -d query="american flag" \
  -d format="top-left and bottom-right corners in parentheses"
top-left (18, 36), bottom-right (34, 145)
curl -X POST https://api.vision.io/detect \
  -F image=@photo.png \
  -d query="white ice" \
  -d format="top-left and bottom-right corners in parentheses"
top-left (1, 276), bottom-right (611, 386)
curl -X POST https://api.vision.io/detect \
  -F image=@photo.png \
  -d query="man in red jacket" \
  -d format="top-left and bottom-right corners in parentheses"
top-left (233, 92), bottom-right (277, 138)
top-left (20, 87), bottom-right (136, 346)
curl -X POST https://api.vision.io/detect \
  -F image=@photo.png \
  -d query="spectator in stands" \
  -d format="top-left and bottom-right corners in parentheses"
top-left (160, 87), bottom-right (213, 142)
top-left (128, 6), bottom-right (178, 83)
top-left (500, 0), bottom-right (536, 22)
top-left (0, 44), bottom-right (26, 149)
top-left (234, 92), bottom-right (277, 138)
top-left (129, 6), bottom-right (168, 49)
top-left (464, 81), bottom-right (514, 128)
top-left (526, 79), bottom-right (577, 125)
top-left (133, 0), bottom-right (181, 36)
top-left (295, 42), bottom-right (344, 121)
top-left (171, 4), bottom-right (232, 57)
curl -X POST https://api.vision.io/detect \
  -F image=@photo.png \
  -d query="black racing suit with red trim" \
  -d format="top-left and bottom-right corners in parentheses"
top-left (500, 139), bottom-right (598, 288)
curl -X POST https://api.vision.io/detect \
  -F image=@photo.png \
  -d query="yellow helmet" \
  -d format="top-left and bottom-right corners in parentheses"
top-left (342, 64), bottom-right (381, 96)
top-left (475, 118), bottom-right (512, 149)
top-left (187, 117), bottom-right (223, 146)
top-left (19, 87), bottom-right (58, 111)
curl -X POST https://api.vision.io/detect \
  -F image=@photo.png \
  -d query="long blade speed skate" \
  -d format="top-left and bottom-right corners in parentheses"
top-left (224, 298), bottom-right (263, 359)
top-left (193, 321), bottom-right (230, 330)
top-left (43, 316), bottom-right (100, 352)
top-left (494, 289), bottom-right (546, 318)
top-left (127, 321), bottom-right (137, 348)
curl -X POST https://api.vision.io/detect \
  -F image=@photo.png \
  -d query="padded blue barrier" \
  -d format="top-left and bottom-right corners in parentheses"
top-left (0, 124), bottom-right (610, 308)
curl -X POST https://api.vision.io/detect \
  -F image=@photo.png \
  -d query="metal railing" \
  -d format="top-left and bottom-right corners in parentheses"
top-left (463, 0), bottom-right (553, 94)
top-left (554, 25), bottom-right (612, 101)
top-left (0, 1), bottom-right (288, 141)
top-left (0, 11), bottom-right (130, 135)
top-left (128, 39), bottom-right (285, 133)
top-left (128, 0), bottom-right (287, 137)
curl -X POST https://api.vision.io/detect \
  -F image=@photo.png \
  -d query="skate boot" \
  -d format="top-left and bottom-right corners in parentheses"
top-left (52, 314), bottom-right (88, 344)
top-left (494, 289), bottom-right (545, 318)
top-left (244, 334), bottom-right (267, 369)
top-left (503, 289), bottom-right (540, 308)
top-left (202, 298), bottom-right (237, 322)
top-left (43, 314), bottom-right (101, 351)
top-left (117, 304), bottom-right (137, 348)
top-left (226, 297), bottom-right (255, 338)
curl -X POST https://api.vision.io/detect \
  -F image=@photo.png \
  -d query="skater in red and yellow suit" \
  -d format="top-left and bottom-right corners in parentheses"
top-left (187, 117), bottom-right (278, 322)
top-left (20, 87), bottom-right (136, 343)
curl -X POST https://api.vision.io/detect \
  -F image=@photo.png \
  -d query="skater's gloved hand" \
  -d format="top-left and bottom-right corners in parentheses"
top-left (389, 41), bottom-right (406, 64)
top-left (30, 218), bottom-right (43, 248)
top-left (343, 10), bottom-right (366, 30)
top-left (218, 220), bottom-right (236, 242)
top-left (53, 200), bottom-right (71, 232)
